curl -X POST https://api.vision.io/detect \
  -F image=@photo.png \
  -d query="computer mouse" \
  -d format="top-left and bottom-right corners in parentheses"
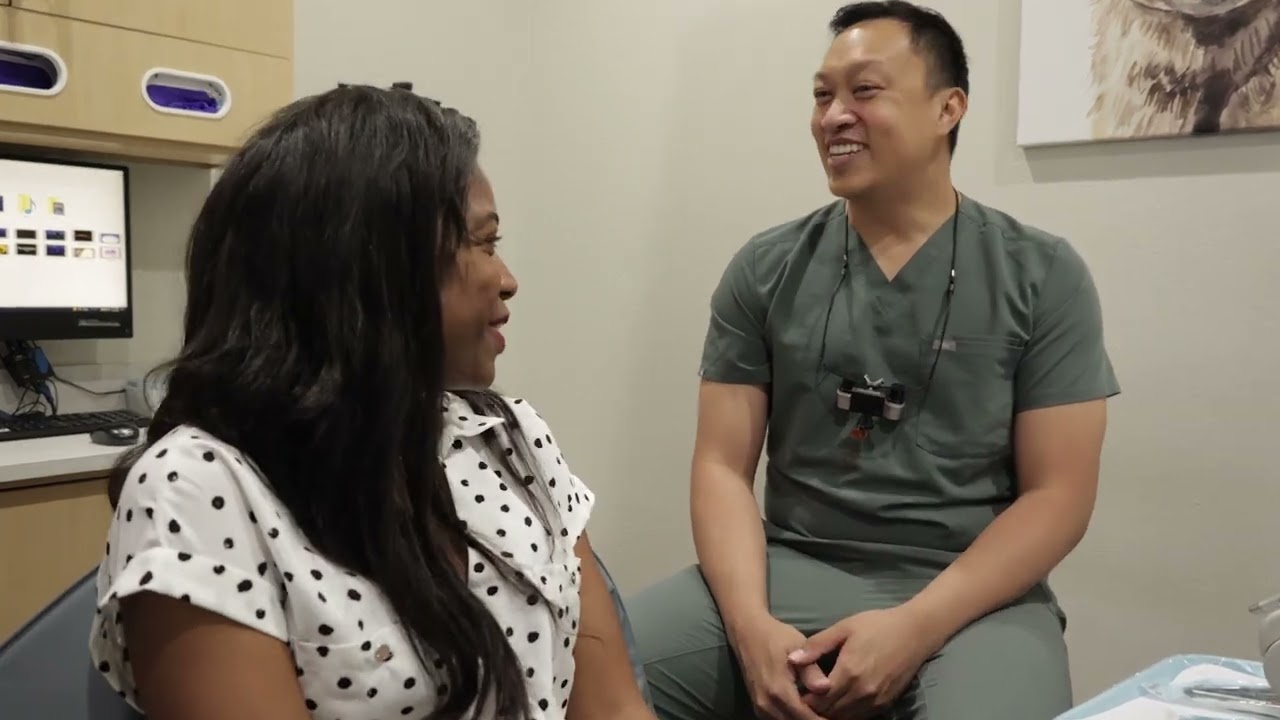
top-left (90, 424), bottom-right (140, 446)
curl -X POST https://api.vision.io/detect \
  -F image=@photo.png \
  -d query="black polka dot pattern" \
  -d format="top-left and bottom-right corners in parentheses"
top-left (439, 393), bottom-right (595, 717)
top-left (90, 397), bottom-right (593, 718)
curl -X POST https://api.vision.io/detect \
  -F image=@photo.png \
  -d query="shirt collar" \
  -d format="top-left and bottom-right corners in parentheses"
top-left (440, 392), bottom-right (507, 454)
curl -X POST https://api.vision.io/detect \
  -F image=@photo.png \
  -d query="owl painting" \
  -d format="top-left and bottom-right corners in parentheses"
top-left (1087, 0), bottom-right (1280, 139)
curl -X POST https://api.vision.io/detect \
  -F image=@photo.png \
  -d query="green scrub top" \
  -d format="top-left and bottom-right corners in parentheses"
top-left (699, 195), bottom-right (1120, 583)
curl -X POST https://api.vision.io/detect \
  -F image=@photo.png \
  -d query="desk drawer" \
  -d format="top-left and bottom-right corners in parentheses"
top-left (11, 0), bottom-right (290, 58)
top-left (0, 8), bottom-right (291, 152)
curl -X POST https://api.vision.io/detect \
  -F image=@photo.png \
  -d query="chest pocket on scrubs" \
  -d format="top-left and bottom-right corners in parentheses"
top-left (914, 335), bottom-right (1024, 459)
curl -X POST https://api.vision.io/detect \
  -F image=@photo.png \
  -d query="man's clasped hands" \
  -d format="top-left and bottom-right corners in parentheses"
top-left (731, 604), bottom-right (948, 720)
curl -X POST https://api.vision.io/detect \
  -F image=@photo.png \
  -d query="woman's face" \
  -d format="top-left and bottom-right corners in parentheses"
top-left (441, 168), bottom-right (517, 389)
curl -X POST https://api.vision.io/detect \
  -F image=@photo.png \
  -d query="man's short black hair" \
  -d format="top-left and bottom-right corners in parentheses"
top-left (829, 1), bottom-right (969, 154)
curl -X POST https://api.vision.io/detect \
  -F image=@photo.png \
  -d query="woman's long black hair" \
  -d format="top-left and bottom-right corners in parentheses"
top-left (107, 85), bottom-right (556, 720)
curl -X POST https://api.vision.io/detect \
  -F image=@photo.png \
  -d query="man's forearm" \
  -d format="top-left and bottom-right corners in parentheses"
top-left (691, 463), bottom-right (770, 638)
top-left (904, 485), bottom-right (1091, 646)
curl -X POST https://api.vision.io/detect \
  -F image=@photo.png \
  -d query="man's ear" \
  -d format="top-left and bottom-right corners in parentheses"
top-left (939, 88), bottom-right (968, 135)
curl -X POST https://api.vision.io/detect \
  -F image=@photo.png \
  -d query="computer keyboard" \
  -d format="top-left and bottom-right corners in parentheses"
top-left (0, 410), bottom-right (148, 443)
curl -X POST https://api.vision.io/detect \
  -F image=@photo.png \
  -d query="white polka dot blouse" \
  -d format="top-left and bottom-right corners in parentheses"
top-left (89, 393), bottom-right (596, 719)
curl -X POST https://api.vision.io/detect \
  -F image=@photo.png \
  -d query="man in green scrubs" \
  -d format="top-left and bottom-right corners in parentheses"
top-left (627, 3), bottom-right (1119, 719)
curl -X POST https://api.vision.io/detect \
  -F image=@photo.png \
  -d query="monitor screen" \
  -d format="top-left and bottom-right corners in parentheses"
top-left (0, 155), bottom-right (132, 340)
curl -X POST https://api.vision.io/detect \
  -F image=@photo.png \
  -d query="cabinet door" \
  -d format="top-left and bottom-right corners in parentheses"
top-left (12, 0), bottom-right (291, 58)
top-left (0, 8), bottom-right (292, 155)
top-left (0, 478), bottom-right (112, 642)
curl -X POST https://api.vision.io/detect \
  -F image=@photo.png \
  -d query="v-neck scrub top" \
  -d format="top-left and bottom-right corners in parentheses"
top-left (699, 196), bottom-right (1120, 583)
top-left (89, 393), bottom-right (595, 720)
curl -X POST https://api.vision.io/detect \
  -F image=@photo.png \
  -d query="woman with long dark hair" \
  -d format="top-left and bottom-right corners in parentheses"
top-left (89, 85), bottom-right (655, 720)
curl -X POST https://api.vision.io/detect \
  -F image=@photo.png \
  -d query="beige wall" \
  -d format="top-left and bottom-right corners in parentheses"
top-left (24, 0), bottom-right (1280, 702)
top-left (433, 0), bottom-right (1280, 700)
top-left (294, 0), bottom-right (535, 248)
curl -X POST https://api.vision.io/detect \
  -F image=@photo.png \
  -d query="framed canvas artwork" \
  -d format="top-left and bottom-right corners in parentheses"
top-left (1017, 1), bottom-right (1280, 146)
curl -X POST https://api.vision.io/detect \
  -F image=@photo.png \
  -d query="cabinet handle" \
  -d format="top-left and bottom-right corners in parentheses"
top-left (0, 42), bottom-right (67, 96)
top-left (140, 67), bottom-right (232, 119)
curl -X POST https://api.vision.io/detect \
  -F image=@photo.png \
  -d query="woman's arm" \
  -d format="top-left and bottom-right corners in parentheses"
top-left (567, 533), bottom-right (657, 720)
top-left (122, 593), bottom-right (310, 720)
top-left (95, 435), bottom-right (307, 720)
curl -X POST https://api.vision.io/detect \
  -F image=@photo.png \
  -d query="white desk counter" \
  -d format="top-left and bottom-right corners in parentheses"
top-left (0, 434), bottom-right (134, 488)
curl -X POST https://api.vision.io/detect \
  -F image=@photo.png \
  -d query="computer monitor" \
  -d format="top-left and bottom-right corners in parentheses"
top-left (0, 155), bottom-right (132, 340)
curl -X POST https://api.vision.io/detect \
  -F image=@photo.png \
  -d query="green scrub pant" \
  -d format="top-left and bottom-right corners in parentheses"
top-left (627, 544), bottom-right (1072, 720)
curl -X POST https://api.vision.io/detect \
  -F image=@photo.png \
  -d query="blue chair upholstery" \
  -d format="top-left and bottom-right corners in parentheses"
top-left (1, 557), bottom-right (650, 718)
top-left (594, 549), bottom-right (654, 709)
top-left (0, 568), bottom-right (141, 720)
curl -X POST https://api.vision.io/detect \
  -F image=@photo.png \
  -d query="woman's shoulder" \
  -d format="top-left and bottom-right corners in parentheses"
top-left (118, 425), bottom-right (276, 513)
top-left (145, 424), bottom-right (249, 461)
top-left (96, 426), bottom-right (299, 662)
top-left (92, 425), bottom-right (426, 714)
top-left (107, 424), bottom-right (297, 567)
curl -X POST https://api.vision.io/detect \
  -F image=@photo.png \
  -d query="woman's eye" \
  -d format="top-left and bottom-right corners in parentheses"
top-left (468, 234), bottom-right (501, 254)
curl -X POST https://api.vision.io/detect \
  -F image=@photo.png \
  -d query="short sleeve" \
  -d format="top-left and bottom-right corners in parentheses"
top-left (95, 432), bottom-right (289, 643)
top-left (1015, 241), bottom-right (1121, 412)
top-left (508, 399), bottom-right (595, 547)
top-left (699, 241), bottom-right (771, 385)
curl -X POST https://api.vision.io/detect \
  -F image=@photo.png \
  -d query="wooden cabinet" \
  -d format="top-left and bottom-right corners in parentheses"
top-left (0, 475), bottom-right (113, 641)
top-left (0, 1), bottom-right (292, 166)
top-left (10, 0), bottom-right (291, 58)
